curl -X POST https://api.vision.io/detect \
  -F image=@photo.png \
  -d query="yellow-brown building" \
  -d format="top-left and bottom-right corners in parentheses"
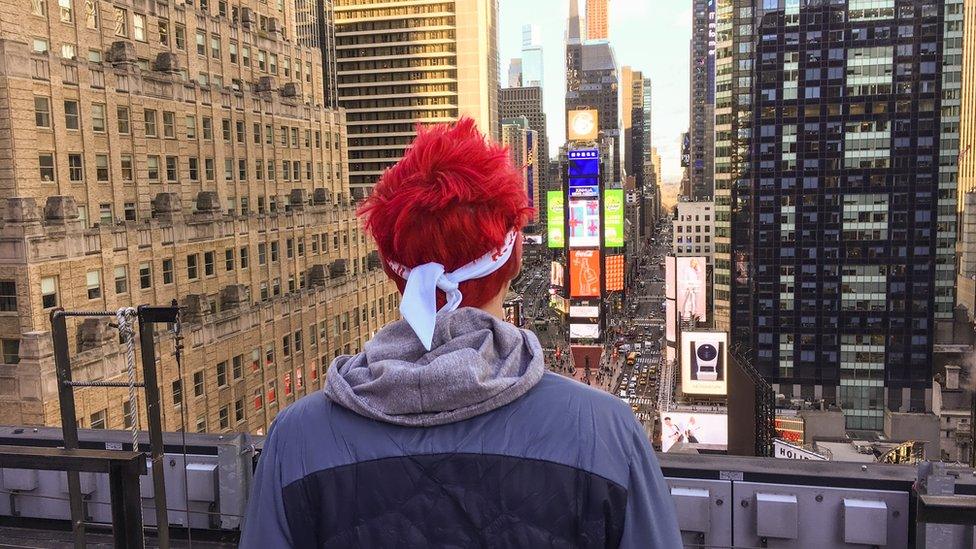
top-left (585, 0), bottom-right (609, 41)
top-left (0, 0), bottom-right (396, 435)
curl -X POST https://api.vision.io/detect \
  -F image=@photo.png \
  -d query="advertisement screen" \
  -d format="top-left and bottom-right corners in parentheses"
top-left (549, 295), bottom-right (568, 314)
top-left (665, 300), bottom-right (676, 343)
top-left (524, 234), bottom-right (543, 245)
top-left (606, 254), bottom-right (624, 292)
top-left (567, 110), bottom-right (599, 141)
top-left (568, 149), bottom-right (600, 173)
top-left (665, 255), bottom-right (676, 300)
top-left (570, 323), bottom-right (600, 340)
top-left (550, 261), bottom-right (565, 287)
top-left (660, 412), bottom-right (728, 452)
top-left (569, 199), bottom-right (601, 248)
top-left (681, 331), bottom-right (728, 395)
top-left (569, 177), bottom-right (599, 198)
top-left (547, 191), bottom-right (565, 248)
top-left (604, 189), bottom-right (625, 248)
top-left (569, 250), bottom-right (601, 297)
top-left (503, 300), bottom-right (523, 327)
top-left (676, 257), bottom-right (707, 322)
top-left (775, 416), bottom-right (805, 444)
top-left (570, 305), bottom-right (600, 318)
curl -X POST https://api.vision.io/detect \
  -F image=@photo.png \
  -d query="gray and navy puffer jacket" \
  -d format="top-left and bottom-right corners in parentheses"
top-left (240, 308), bottom-right (681, 548)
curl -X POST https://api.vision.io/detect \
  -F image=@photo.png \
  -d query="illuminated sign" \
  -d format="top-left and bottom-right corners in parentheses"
top-left (660, 412), bottom-right (728, 453)
top-left (681, 331), bottom-right (728, 396)
top-left (567, 109), bottom-right (599, 141)
top-left (570, 323), bottom-right (600, 340)
top-left (570, 305), bottom-right (600, 318)
top-left (569, 249), bottom-right (601, 297)
top-left (604, 189), bottom-right (624, 248)
top-left (550, 261), bottom-right (565, 287)
top-left (546, 191), bottom-right (564, 248)
top-left (676, 257), bottom-right (707, 322)
top-left (569, 199), bottom-right (600, 248)
top-left (606, 254), bottom-right (624, 291)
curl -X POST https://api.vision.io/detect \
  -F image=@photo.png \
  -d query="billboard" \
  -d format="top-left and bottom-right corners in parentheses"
top-left (773, 440), bottom-right (827, 461)
top-left (775, 416), bottom-right (805, 444)
top-left (665, 300), bottom-right (677, 343)
top-left (604, 189), bottom-right (624, 248)
top-left (681, 331), bottom-right (728, 395)
top-left (503, 299), bottom-right (523, 327)
top-left (546, 191), bottom-right (564, 248)
top-left (665, 256), bottom-right (676, 300)
top-left (550, 261), bottom-right (565, 287)
top-left (524, 234), bottom-right (543, 245)
top-left (567, 109), bottom-right (599, 141)
top-left (606, 254), bottom-right (624, 292)
top-left (570, 323), bottom-right (600, 340)
top-left (569, 177), bottom-right (600, 198)
top-left (570, 304), bottom-right (600, 318)
top-left (569, 199), bottom-right (601, 247)
top-left (660, 412), bottom-right (728, 452)
top-left (676, 257), bottom-right (707, 322)
top-left (569, 250), bottom-right (601, 297)
top-left (549, 295), bottom-right (569, 314)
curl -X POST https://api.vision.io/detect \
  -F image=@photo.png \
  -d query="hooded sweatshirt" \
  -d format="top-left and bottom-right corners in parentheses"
top-left (241, 308), bottom-right (681, 548)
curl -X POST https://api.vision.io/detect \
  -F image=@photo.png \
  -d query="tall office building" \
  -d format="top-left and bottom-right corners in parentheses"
top-left (716, 0), bottom-right (962, 430)
top-left (957, 0), bottom-right (976, 313)
top-left (585, 0), bottom-right (610, 41)
top-left (501, 117), bottom-right (541, 224)
top-left (522, 24), bottom-right (544, 87)
top-left (688, 0), bottom-right (716, 200)
top-left (294, 0), bottom-right (339, 108)
top-left (622, 68), bottom-right (650, 189)
top-left (500, 86), bottom-right (550, 224)
top-left (2, 0), bottom-right (394, 432)
top-left (509, 58), bottom-right (523, 87)
top-left (333, 0), bottom-right (500, 196)
top-left (566, 1), bottom-right (620, 182)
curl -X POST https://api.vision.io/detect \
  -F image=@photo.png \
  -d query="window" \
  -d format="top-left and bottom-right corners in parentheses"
top-left (188, 157), bottom-right (199, 180)
top-left (240, 247), bottom-right (249, 269)
top-left (159, 19), bottom-right (169, 45)
top-left (139, 263), bottom-right (151, 289)
top-left (89, 103), bottom-right (106, 132)
top-left (196, 31), bottom-right (206, 55)
top-left (271, 241), bottom-right (279, 262)
top-left (229, 42), bottom-right (238, 64)
top-left (161, 259), bottom-right (173, 284)
top-left (58, 0), bottom-right (73, 22)
top-left (95, 155), bottom-right (109, 181)
top-left (31, 0), bottom-right (45, 16)
top-left (282, 335), bottom-right (291, 357)
top-left (185, 115), bottom-right (196, 138)
top-left (34, 97), bottom-right (51, 128)
top-left (267, 380), bottom-right (277, 404)
top-left (175, 24), bottom-right (185, 50)
top-left (88, 49), bottom-right (101, 63)
top-left (99, 203), bottom-right (112, 225)
top-left (122, 399), bottom-right (133, 429)
top-left (253, 388), bottom-right (263, 411)
top-left (68, 154), bottom-right (83, 181)
top-left (187, 254), bottom-right (199, 279)
top-left (64, 100), bottom-right (79, 130)
top-left (166, 156), bottom-right (178, 181)
top-left (146, 155), bottom-right (160, 181)
top-left (204, 251), bottom-right (214, 276)
top-left (123, 202), bottom-right (135, 221)
top-left (193, 371), bottom-right (204, 397)
top-left (114, 266), bottom-right (127, 294)
top-left (32, 38), bottom-right (50, 55)
top-left (41, 276), bottom-right (58, 308)
top-left (202, 117), bottom-right (213, 140)
top-left (60, 43), bottom-right (76, 60)
top-left (0, 281), bottom-right (16, 312)
top-left (219, 406), bottom-right (229, 429)
top-left (172, 380), bottom-right (183, 405)
top-left (196, 417), bottom-right (206, 433)
top-left (117, 106), bottom-right (130, 134)
top-left (236, 121), bottom-right (245, 143)
top-left (39, 153), bottom-right (55, 181)
top-left (114, 7), bottom-right (127, 36)
top-left (90, 410), bottom-right (106, 430)
top-left (210, 35), bottom-right (220, 58)
top-left (216, 361), bottom-right (227, 387)
top-left (162, 111), bottom-right (175, 138)
top-left (204, 158), bottom-right (215, 180)
top-left (133, 13), bottom-right (146, 41)
top-left (85, 271), bottom-right (101, 299)
top-left (235, 399), bottom-right (244, 422)
top-left (143, 109), bottom-right (157, 136)
top-left (225, 248), bottom-right (235, 271)
top-left (120, 155), bottom-right (133, 181)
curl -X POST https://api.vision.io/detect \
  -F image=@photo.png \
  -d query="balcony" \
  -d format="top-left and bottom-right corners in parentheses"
top-left (0, 426), bottom-right (973, 547)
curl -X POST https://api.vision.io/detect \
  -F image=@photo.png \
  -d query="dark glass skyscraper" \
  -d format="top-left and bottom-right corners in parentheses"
top-left (717, 0), bottom-right (962, 429)
top-left (688, 0), bottom-right (716, 199)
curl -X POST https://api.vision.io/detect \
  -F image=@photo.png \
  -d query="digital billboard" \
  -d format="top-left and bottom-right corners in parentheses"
top-left (547, 191), bottom-right (564, 248)
top-left (550, 261), bottom-right (565, 287)
top-left (681, 331), bottom-right (728, 395)
top-left (567, 110), bottom-right (599, 141)
top-left (570, 323), bottom-right (600, 340)
top-left (665, 300), bottom-right (676, 343)
top-left (606, 254), bottom-right (624, 292)
top-left (569, 177), bottom-right (599, 198)
top-left (569, 250), bottom-right (601, 297)
top-left (660, 412), bottom-right (728, 452)
top-left (549, 295), bottom-right (569, 314)
top-left (570, 304), bottom-right (600, 318)
top-left (676, 257), bottom-right (707, 322)
top-left (604, 189), bottom-right (624, 248)
top-left (524, 234), bottom-right (543, 245)
top-left (665, 255), bottom-right (676, 300)
top-left (569, 199), bottom-right (600, 248)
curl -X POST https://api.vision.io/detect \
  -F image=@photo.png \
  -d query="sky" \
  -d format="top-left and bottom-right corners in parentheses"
top-left (498, 0), bottom-right (691, 184)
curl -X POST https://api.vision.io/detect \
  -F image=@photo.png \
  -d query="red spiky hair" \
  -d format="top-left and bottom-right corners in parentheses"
top-left (358, 117), bottom-right (533, 309)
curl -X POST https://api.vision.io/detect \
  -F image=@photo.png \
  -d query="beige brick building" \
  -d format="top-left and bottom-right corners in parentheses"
top-left (0, 0), bottom-right (397, 435)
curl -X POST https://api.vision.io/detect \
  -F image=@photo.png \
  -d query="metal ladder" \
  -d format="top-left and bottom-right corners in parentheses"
top-left (50, 304), bottom-right (180, 549)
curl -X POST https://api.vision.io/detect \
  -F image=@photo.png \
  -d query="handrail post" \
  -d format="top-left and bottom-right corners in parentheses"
top-left (50, 309), bottom-right (86, 549)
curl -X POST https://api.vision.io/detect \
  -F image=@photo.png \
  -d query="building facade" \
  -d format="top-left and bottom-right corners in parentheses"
top-left (1, 0), bottom-right (397, 434)
top-left (500, 117), bottom-right (540, 224)
top-left (566, 38), bottom-right (620, 183)
top-left (508, 57), bottom-right (522, 88)
top-left (688, 0), bottom-right (715, 200)
top-left (672, 201), bottom-right (715, 266)
top-left (294, 0), bottom-right (338, 108)
top-left (717, 0), bottom-right (962, 430)
top-left (499, 86), bottom-right (549, 225)
top-left (585, 0), bottom-right (609, 41)
top-left (332, 0), bottom-right (500, 196)
top-left (521, 24), bottom-right (544, 87)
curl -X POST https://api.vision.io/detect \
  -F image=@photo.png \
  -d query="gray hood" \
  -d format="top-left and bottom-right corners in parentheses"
top-left (324, 307), bottom-right (545, 427)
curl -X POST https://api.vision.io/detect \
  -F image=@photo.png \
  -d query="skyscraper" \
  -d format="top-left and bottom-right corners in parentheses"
top-left (716, 0), bottom-right (962, 430)
top-left (3, 0), bottom-right (391, 432)
top-left (501, 117), bottom-right (541, 224)
top-left (956, 0), bottom-right (976, 313)
top-left (522, 24), bottom-right (545, 87)
top-left (295, 0), bottom-right (339, 108)
top-left (688, 0), bottom-right (716, 200)
top-left (333, 0), bottom-right (500, 196)
top-left (622, 68), bottom-right (650, 190)
top-left (586, 0), bottom-right (610, 41)
top-left (500, 87), bottom-right (550, 224)
top-left (509, 58), bottom-right (523, 87)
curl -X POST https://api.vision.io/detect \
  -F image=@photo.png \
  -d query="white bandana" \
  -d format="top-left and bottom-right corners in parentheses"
top-left (386, 230), bottom-right (520, 351)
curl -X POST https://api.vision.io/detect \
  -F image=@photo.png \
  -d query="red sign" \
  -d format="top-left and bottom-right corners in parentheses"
top-left (570, 250), bottom-right (601, 297)
top-left (606, 254), bottom-right (624, 291)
